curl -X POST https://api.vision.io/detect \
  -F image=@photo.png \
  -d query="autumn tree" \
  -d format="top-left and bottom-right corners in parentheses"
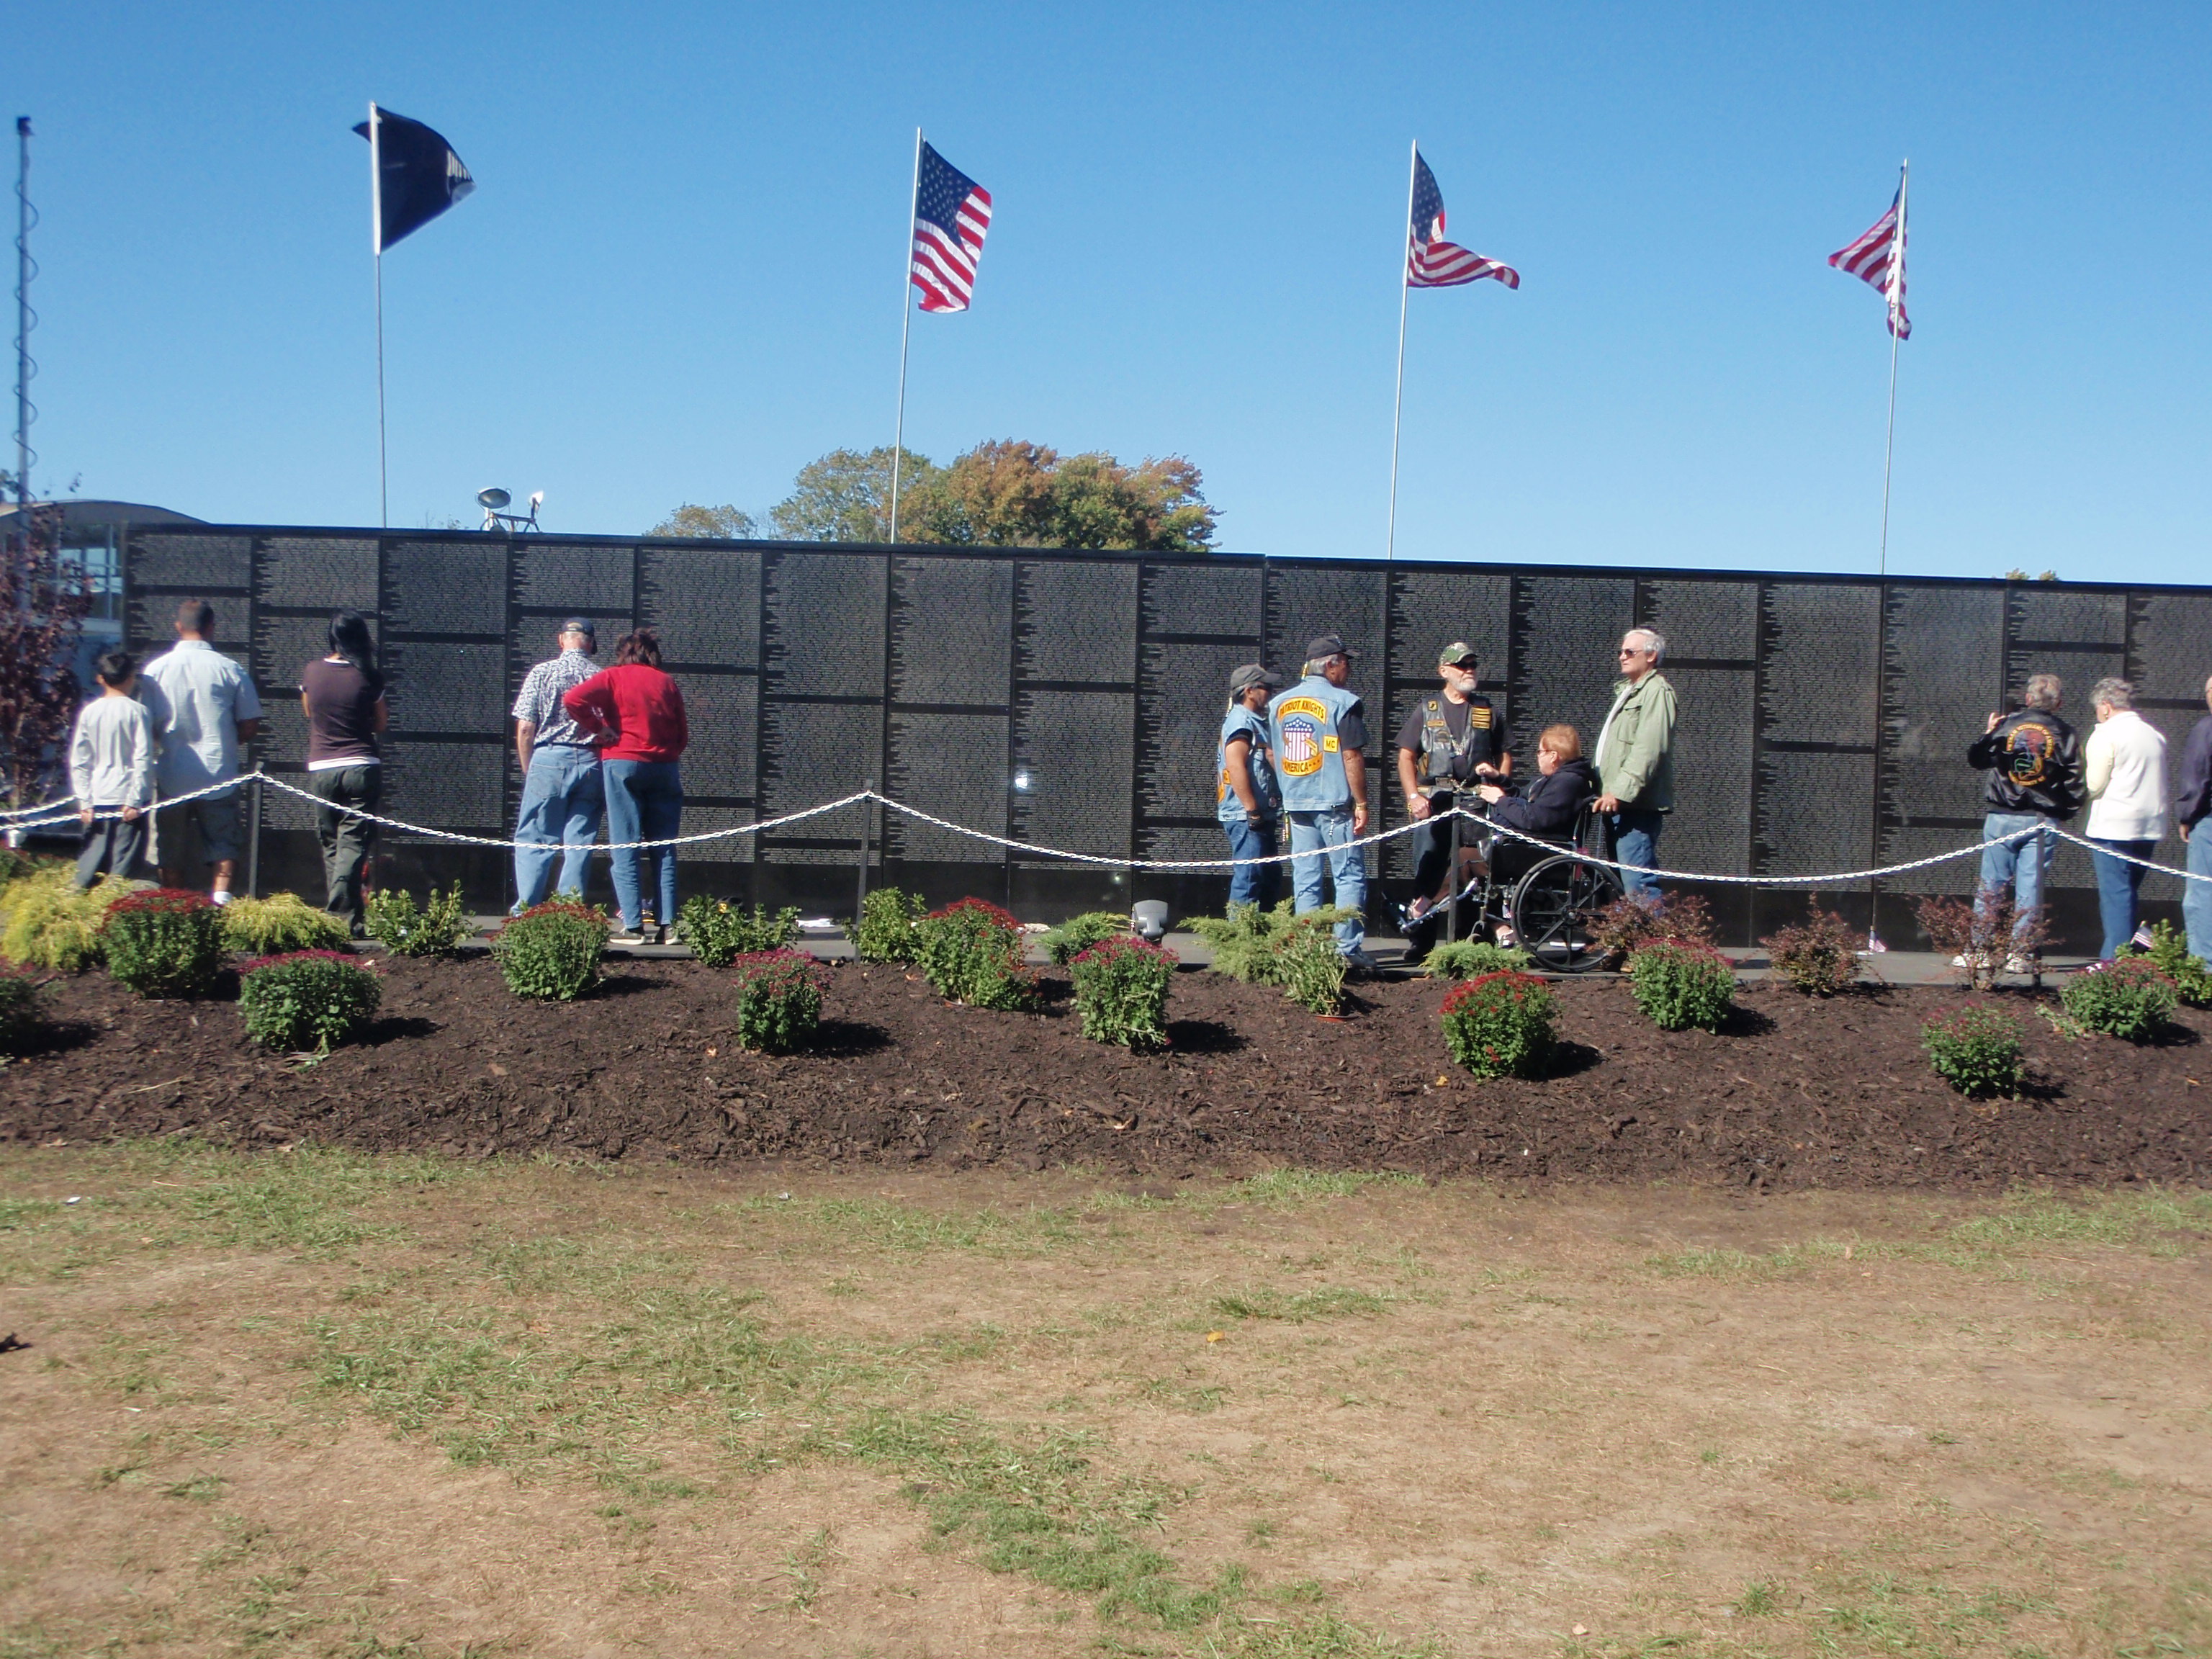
top-left (0, 504), bottom-right (95, 808)
top-left (767, 447), bottom-right (938, 543)
top-left (649, 503), bottom-right (757, 539)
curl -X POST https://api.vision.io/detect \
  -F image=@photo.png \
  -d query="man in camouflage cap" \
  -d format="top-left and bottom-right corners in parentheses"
top-left (1395, 642), bottom-right (1509, 914)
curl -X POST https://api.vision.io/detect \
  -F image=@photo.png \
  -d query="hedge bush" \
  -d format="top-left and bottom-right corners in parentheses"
top-left (0, 965), bottom-right (43, 1055)
top-left (729, 948), bottom-right (827, 1053)
top-left (1761, 900), bottom-right (1861, 997)
top-left (1190, 900), bottom-right (1357, 1010)
top-left (1626, 940), bottom-right (1735, 1032)
top-left (850, 886), bottom-right (927, 964)
top-left (2126, 920), bottom-right (2212, 1010)
top-left (1040, 910), bottom-right (1128, 967)
top-left (1275, 921), bottom-right (1347, 1016)
top-left (1421, 939), bottom-right (1530, 981)
top-left (678, 896), bottom-right (799, 968)
top-left (1070, 935), bottom-right (1177, 1048)
top-left (1922, 1006), bottom-right (2025, 1097)
top-left (237, 951), bottom-right (382, 1053)
top-left (364, 884), bottom-right (472, 957)
top-left (914, 897), bottom-right (1036, 1010)
top-left (2061, 956), bottom-right (2178, 1043)
top-left (1595, 893), bottom-right (1714, 958)
top-left (491, 899), bottom-right (611, 1001)
top-left (222, 892), bottom-right (351, 956)
top-left (100, 888), bottom-right (228, 997)
top-left (0, 866), bottom-right (138, 971)
top-left (1439, 970), bottom-right (1557, 1079)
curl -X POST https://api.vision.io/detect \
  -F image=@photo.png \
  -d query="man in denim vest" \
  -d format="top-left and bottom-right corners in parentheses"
top-left (1269, 634), bottom-right (1374, 973)
top-left (1218, 662), bottom-right (1285, 910)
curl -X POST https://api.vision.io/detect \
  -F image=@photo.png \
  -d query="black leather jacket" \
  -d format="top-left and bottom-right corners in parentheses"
top-left (1966, 707), bottom-right (2083, 819)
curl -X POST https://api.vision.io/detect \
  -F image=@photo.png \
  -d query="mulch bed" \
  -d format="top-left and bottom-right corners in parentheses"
top-left (2, 957), bottom-right (2208, 1191)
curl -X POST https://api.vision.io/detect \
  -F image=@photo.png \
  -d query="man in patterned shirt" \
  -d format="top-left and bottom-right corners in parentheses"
top-left (510, 619), bottom-right (606, 910)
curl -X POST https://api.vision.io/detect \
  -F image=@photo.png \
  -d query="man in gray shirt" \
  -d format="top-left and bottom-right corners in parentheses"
top-left (510, 618), bottom-right (606, 910)
top-left (138, 599), bottom-right (264, 904)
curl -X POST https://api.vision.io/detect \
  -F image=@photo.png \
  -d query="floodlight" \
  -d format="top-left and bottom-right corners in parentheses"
top-left (1131, 900), bottom-right (1170, 943)
top-left (477, 487), bottom-right (511, 510)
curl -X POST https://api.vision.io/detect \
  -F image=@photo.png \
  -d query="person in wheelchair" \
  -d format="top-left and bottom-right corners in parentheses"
top-left (1403, 724), bottom-right (1595, 949)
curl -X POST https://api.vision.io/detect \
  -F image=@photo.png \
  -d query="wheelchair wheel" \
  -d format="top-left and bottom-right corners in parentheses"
top-left (1509, 852), bottom-right (1622, 974)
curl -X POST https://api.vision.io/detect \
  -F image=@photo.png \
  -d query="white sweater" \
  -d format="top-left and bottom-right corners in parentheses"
top-left (2083, 709), bottom-right (2168, 841)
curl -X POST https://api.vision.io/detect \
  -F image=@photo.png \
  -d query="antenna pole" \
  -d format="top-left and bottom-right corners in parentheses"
top-left (888, 127), bottom-right (922, 544)
top-left (1385, 140), bottom-right (1416, 562)
top-left (13, 116), bottom-right (32, 509)
top-left (1875, 158), bottom-right (1907, 580)
top-left (369, 102), bottom-right (387, 529)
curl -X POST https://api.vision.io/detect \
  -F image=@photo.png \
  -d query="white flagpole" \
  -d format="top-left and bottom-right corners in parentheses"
top-left (1385, 140), bottom-right (1416, 562)
top-left (1874, 158), bottom-right (1907, 579)
top-left (887, 127), bottom-right (922, 545)
top-left (369, 102), bottom-right (387, 530)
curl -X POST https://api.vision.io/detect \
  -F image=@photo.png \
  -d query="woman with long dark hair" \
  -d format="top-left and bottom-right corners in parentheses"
top-left (563, 628), bottom-right (688, 945)
top-left (300, 610), bottom-right (389, 932)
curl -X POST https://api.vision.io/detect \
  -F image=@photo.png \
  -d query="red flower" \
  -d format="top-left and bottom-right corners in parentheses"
top-left (104, 886), bottom-right (214, 917)
top-left (240, 950), bottom-right (374, 977)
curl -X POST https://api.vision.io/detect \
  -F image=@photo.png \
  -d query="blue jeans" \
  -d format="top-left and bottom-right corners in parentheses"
top-left (2089, 838), bottom-right (2156, 961)
top-left (1286, 806), bottom-right (1365, 954)
top-left (1223, 816), bottom-right (1282, 911)
top-left (513, 746), bottom-right (605, 911)
top-left (1609, 807), bottom-right (1665, 904)
top-left (2187, 824), bottom-right (2212, 966)
top-left (603, 759), bottom-right (683, 930)
top-left (1976, 811), bottom-right (2054, 947)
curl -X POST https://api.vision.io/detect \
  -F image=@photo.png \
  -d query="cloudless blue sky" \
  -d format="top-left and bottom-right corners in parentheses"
top-left (6, 1), bottom-right (2208, 582)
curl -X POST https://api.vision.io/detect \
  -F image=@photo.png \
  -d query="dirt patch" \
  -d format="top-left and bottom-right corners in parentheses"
top-left (4, 958), bottom-right (2208, 1189)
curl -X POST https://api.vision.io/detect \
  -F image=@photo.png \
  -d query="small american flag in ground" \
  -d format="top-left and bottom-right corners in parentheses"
top-left (1407, 150), bottom-right (1518, 289)
top-left (1830, 186), bottom-right (1910, 338)
top-left (910, 141), bottom-right (992, 313)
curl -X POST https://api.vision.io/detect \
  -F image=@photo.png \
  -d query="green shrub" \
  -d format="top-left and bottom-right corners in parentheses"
top-left (729, 948), bottom-right (827, 1053)
top-left (490, 899), bottom-right (611, 1001)
top-left (0, 845), bottom-right (34, 887)
top-left (1922, 1005), bottom-right (2025, 1097)
top-left (1595, 892), bottom-right (1714, 959)
top-left (1626, 940), bottom-right (1736, 1032)
top-left (0, 866), bottom-right (138, 971)
top-left (99, 888), bottom-right (229, 997)
top-left (1421, 938), bottom-right (1529, 980)
top-left (2061, 956), bottom-right (2178, 1043)
top-left (2125, 920), bottom-right (2212, 1010)
top-left (1761, 899), bottom-right (1861, 996)
top-left (364, 884), bottom-right (472, 957)
top-left (914, 897), bottom-right (1036, 1010)
top-left (237, 951), bottom-right (382, 1053)
top-left (678, 896), bottom-right (799, 968)
top-left (222, 892), bottom-right (351, 956)
top-left (1277, 920), bottom-right (1347, 1015)
top-left (1069, 935), bottom-right (1177, 1048)
top-left (850, 886), bottom-right (927, 964)
top-left (1039, 909), bottom-right (1127, 966)
top-left (0, 965), bottom-right (43, 1055)
top-left (1190, 899), bottom-right (1357, 986)
top-left (1439, 970), bottom-right (1557, 1079)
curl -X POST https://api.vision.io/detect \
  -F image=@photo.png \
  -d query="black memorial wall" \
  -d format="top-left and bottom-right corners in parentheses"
top-left (121, 526), bottom-right (2212, 944)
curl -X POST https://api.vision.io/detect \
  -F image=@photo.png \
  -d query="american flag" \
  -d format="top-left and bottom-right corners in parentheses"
top-left (1829, 183), bottom-right (1910, 339)
top-left (1407, 150), bottom-right (1519, 290)
top-left (910, 140), bottom-right (992, 313)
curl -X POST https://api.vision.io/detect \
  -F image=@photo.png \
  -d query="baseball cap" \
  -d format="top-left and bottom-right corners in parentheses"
top-left (1437, 641), bottom-right (1479, 670)
top-left (559, 617), bottom-right (596, 639)
top-left (1305, 631), bottom-right (1359, 661)
top-left (1228, 663), bottom-right (1284, 695)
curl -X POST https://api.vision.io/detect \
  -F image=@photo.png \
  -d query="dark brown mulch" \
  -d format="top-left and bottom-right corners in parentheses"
top-left (2, 956), bottom-right (2207, 1191)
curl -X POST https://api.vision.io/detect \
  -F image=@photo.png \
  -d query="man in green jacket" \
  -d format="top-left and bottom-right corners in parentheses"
top-left (1593, 628), bottom-right (1677, 904)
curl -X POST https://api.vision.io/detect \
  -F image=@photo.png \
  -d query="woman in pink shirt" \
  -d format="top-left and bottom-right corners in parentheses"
top-left (562, 629), bottom-right (688, 944)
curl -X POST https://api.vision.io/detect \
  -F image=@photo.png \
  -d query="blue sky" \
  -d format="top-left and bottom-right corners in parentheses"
top-left (6, 1), bottom-right (2208, 582)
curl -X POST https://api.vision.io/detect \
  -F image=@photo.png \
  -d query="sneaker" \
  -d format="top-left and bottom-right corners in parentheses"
top-left (1949, 953), bottom-right (1968, 968)
top-left (2004, 953), bottom-right (2036, 976)
top-left (1494, 925), bottom-right (1519, 949)
top-left (210, 889), bottom-right (233, 907)
top-left (1341, 948), bottom-right (1379, 979)
top-left (608, 929), bottom-right (649, 947)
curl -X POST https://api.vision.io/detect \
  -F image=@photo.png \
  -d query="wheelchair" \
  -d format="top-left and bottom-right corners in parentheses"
top-left (1395, 799), bottom-right (1623, 975)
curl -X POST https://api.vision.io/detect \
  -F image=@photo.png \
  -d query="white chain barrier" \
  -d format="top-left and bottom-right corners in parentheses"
top-left (9, 773), bottom-right (2208, 886)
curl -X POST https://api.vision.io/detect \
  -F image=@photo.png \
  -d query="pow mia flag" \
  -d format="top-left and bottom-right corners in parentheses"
top-left (353, 106), bottom-right (474, 252)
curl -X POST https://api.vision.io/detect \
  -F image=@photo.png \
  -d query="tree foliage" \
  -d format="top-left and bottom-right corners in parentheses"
top-left (0, 505), bottom-right (94, 808)
top-left (768, 446), bottom-right (935, 544)
top-left (650, 503), bottom-right (757, 539)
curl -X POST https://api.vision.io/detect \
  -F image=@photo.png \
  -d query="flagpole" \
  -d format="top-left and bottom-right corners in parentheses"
top-left (1874, 158), bottom-right (1907, 580)
top-left (1385, 140), bottom-right (1416, 563)
top-left (888, 127), bottom-right (922, 545)
top-left (369, 102), bottom-right (387, 530)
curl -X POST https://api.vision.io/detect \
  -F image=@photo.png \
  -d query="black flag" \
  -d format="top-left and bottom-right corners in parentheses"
top-left (352, 107), bottom-right (474, 252)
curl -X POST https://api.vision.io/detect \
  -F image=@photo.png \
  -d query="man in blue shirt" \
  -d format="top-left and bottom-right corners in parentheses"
top-left (1217, 663), bottom-right (1284, 909)
top-left (1269, 634), bottom-right (1374, 972)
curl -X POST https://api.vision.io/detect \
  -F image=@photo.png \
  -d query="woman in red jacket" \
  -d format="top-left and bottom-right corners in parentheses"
top-left (562, 629), bottom-right (688, 944)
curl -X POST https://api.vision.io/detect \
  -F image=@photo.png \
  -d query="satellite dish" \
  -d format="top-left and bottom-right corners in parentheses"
top-left (477, 487), bottom-right (511, 510)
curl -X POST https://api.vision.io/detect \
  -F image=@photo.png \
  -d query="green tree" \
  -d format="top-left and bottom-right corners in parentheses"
top-left (650, 503), bottom-right (756, 538)
top-left (769, 447), bottom-right (938, 543)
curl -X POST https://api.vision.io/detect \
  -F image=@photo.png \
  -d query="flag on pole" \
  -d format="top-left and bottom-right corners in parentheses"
top-left (909, 141), bottom-right (993, 313)
top-left (1829, 184), bottom-right (1910, 339)
top-left (352, 107), bottom-right (474, 253)
top-left (1406, 151), bottom-right (1519, 289)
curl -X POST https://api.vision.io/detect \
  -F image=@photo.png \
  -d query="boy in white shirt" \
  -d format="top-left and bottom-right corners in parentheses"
top-left (69, 648), bottom-right (156, 890)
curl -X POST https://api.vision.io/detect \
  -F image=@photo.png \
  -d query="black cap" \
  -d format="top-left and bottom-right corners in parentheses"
top-left (1305, 631), bottom-right (1358, 661)
top-left (559, 617), bottom-right (596, 639)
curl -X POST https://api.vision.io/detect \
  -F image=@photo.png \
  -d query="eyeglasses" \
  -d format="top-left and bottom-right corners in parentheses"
top-left (1617, 647), bottom-right (1641, 657)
